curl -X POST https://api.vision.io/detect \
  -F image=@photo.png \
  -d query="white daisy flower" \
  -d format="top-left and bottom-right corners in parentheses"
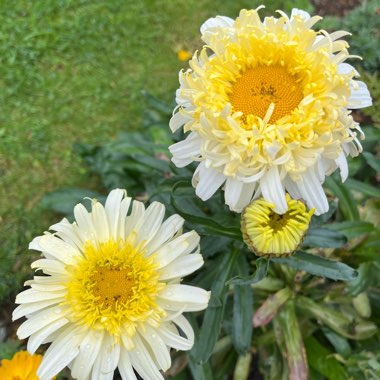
top-left (13, 189), bottom-right (209, 380)
top-left (169, 6), bottom-right (372, 215)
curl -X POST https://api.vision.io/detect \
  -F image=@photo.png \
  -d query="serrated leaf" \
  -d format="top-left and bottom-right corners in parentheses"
top-left (325, 177), bottom-right (359, 221)
top-left (303, 227), bottom-right (347, 248)
top-left (272, 251), bottom-right (357, 281)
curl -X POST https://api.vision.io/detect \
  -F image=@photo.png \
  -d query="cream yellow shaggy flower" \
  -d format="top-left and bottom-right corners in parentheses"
top-left (169, 7), bottom-right (372, 215)
top-left (13, 189), bottom-right (210, 380)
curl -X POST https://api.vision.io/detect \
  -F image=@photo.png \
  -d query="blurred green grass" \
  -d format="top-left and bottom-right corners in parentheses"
top-left (2, 0), bottom-right (309, 299)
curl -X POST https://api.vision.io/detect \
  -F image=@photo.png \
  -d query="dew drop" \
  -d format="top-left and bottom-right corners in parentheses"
top-left (54, 308), bottom-right (61, 314)
top-left (151, 333), bottom-right (157, 339)
top-left (136, 351), bottom-right (141, 355)
top-left (85, 344), bottom-right (92, 351)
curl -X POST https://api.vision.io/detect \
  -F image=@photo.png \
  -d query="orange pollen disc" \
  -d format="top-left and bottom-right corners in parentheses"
top-left (90, 267), bottom-right (135, 308)
top-left (229, 65), bottom-right (304, 124)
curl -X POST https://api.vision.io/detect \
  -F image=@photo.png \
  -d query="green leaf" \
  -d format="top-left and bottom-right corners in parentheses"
top-left (363, 152), bottom-right (380, 172)
top-left (303, 227), bottom-right (347, 248)
top-left (190, 250), bottom-right (237, 364)
top-left (325, 221), bottom-right (375, 239)
top-left (171, 181), bottom-right (241, 240)
top-left (272, 251), bottom-right (357, 281)
top-left (188, 358), bottom-right (214, 380)
top-left (231, 254), bottom-right (253, 354)
top-left (227, 258), bottom-right (269, 285)
top-left (325, 177), bottom-right (359, 221)
top-left (304, 336), bottom-right (348, 380)
top-left (322, 328), bottom-right (351, 358)
top-left (276, 301), bottom-right (309, 380)
top-left (345, 178), bottom-right (380, 198)
top-left (40, 188), bottom-right (105, 215)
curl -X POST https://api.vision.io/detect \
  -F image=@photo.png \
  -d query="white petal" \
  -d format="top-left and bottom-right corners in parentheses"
top-left (49, 218), bottom-right (83, 251)
top-left (159, 253), bottom-right (203, 281)
top-left (158, 317), bottom-right (194, 351)
top-left (37, 325), bottom-right (83, 380)
top-left (71, 329), bottom-right (105, 380)
top-left (27, 318), bottom-right (69, 354)
top-left (158, 284), bottom-right (210, 312)
top-left (31, 259), bottom-right (69, 276)
top-left (92, 334), bottom-right (120, 379)
top-left (169, 111), bottom-right (192, 133)
top-left (31, 235), bottom-right (80, 265)
top-left (124, 200), bottom-right (145, 237)
top-left (145, 215), bottom-right (184, 255)
top-left (338, 62), bottom-right (359, 77)
top-left (140, 326), bottom-right (171, 371)
top-left (224, 178), bottom-right (256, 212)
top-left (118, 350), bottom-right (137, 380)
top-left (134, 202), bottom-right (165, 246)
top-left (105, 189), bottom-right (131, 241)
top-left (16, 287), bottom-right (66, 305)
top-left (335, 151), bottom-right (349, 182)
top-left (91, 202), bottom-right (110, 242)
top-left (290, 8), bottom-right (311, 21)
top-left (129, 334), bottom-right (164, 380)
top-left (155, 231), bottom-right (199, 268)
top-left (13, 297), bottom-right (65, 320)
top-left (296, 168), bottom-right (329, 215)
top-left (74, 203), bottom-right (97, 242)
top-left (169, 132), bottom-right (201, 167)
top-left (200, 15), bottom-right (234, 35)
top-left (195, 164), bottom-right (226, 201)
top-left (17, 305), bottom-right (67, 339)
top-left (348, 80), bottom-right (372, 109)
top-left (260, 166), bottom-right (287, 214)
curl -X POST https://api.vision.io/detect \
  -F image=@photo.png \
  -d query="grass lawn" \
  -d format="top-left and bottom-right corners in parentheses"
top-left (0, 0), bottom-right (314, 295)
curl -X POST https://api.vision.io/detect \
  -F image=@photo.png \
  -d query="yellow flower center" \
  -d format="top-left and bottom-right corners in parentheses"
top-left (65, 239), bottom-right (166, 338)
top-left (241, 195), bottom-right (314, 257)
top-left (229, 65), bottom-right (304, 125)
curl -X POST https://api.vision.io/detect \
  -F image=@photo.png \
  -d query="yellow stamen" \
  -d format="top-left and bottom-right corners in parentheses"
top-left (65, 239), bottom-right (166, 338)
top-left (229, 65), bottom-right (304, 125)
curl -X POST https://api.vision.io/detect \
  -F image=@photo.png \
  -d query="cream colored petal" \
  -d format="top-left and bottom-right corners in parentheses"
top-left (92, 333), bottom-right (120, 379)
top-left (13, 297), bottom-right (65, 320)
top-left (155, 231), bottom-right (199, 268)
top-left (37, 325), bottom-right (83, 380)
top-left (134, 202), bottom-right (165, 247)
top-left (260, 166), bottom-right (287, 214)
top-left (140, 326), bottom-right (171, 371)
top-left (158, 284), bottom-right (210, 312)
top-left (71, 329), bottom-right (105, 380)
top-left (159, 252), bottom-right (203, 281)
top-left (27, 318), bottom-right (68, 354)
top-left (16, 305), bottom-right (67, 339)
top-left (144, 214), bottom-right (184, 255)
top-left (118, 349), bottom-right (137, 380)
top-left (129, 334), bottom-right (164, 380)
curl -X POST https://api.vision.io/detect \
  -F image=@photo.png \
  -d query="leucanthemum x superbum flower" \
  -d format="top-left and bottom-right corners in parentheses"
top-left (241, 194), bottom-right (314, 257)
top-left (169, 6), bottom-right (372, 215)
top-left (0, 351), bottom-right (43, 380)
top-left (13, 189), bottom-right (209, 380)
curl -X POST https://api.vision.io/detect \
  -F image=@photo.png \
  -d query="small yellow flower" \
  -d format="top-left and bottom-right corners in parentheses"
top-left (0, 351), bottom-right (42, 380)
top-left (241, 194), bottom-right (314, 257)
top-left (177, 49), bottom-right (192, 62)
